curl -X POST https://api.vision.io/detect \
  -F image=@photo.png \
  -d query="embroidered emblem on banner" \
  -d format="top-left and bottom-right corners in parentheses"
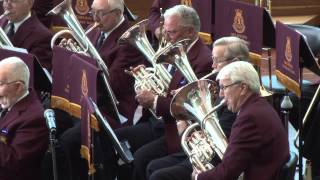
top-left (232, 9), bottom-right (246, 34)
top-left (81, 69), bottom-right (89, 97)
top-left (75, 0), bottom-right (90, 15)
top-left (285, 37), bottom-right (293, 63)
top-left (181, 0), bottom-right (192, 7)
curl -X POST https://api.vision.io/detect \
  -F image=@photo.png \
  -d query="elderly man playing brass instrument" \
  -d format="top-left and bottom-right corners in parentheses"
top-left (146, 36), bottom-right (250, 180)
top-left (193, 61), bottom-right (289, 180)
top-left (110, 4), bottom-right (212, 180)
top-left (0, 0), bottom-right (53, 71)
top-left (58, 0), bottom-right (146, 180)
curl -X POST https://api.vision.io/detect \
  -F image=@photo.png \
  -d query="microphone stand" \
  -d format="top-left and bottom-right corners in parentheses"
top-left (49, 130), bottom-right (58, 180)
top-left (281, 89), bottom-right (293, 132)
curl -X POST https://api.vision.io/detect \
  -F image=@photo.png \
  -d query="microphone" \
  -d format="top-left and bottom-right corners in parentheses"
top-left (44, 109), bottom-right (56, 133)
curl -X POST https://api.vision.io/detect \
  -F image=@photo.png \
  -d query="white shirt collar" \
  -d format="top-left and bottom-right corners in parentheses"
top-left (103, 15), bottom-right (125, 39)
top-left (8, 12), bottom-right (31, 34)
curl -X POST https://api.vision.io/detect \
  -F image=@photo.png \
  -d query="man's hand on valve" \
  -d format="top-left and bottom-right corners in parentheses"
top-left (135, 89), bottom-right (156, 109)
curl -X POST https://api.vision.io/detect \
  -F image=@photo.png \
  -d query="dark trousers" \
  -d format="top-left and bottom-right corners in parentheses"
top-left (147, 152), bottom-right (192, 180)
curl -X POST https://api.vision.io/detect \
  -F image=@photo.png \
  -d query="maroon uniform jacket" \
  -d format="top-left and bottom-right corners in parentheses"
top-left (86, 19), bottom-right (146, 128)
top-left (0, 13), bottom-right (53, 71)
top-left (198, 93), bottom-right (289, 180)
top-left (0, 90), bottom-right (49, 180)
top-left (156, 38), bottom-right (212, 153)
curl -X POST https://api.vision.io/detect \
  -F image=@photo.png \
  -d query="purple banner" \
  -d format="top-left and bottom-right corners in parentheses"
top-left (275, 21), bottom-right (301, 97)
top-left (69, 54), bottom-right (98, 105)
top-left (215, 0), bottom-right (263, 54)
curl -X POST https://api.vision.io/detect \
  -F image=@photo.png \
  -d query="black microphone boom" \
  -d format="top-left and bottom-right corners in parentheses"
top-left (44, 109), bottom-right (57, 133)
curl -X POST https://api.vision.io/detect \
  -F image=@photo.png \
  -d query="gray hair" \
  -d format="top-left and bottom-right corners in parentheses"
top-left (164, 5), bottom-right (201, 33)
top-left (0, 57), bottom-right (30, 90)
top-left (109, 0), bottom-right (124, 14)
top-left (216, 61), bottom-right (260, 94)
top-left (213, 36), bottom-right (249, 61)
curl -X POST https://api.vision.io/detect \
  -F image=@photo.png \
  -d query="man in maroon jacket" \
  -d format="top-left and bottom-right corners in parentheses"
top-left (0, 0), bottom-right (53, 71)
top-left (0, 57), bottom-right (48, 180)
top-left (113, 5), bottom-right (212, 180)
top-left (58, 0), bottom-right (147, 180)
top-left (194, 61), bottom-right (289, 180)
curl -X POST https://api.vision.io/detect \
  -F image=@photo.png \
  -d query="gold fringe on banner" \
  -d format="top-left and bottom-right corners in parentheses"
top-left (80, 145), bottom-right (96, 175)
top-left (198, 32), bottom-right (212, 45)
top-left (181, 0), bottom-right (192, 7)
top-left (275, 70), bottom-right (301, 97)
top-left (249, 52), bottom-right (262, 67)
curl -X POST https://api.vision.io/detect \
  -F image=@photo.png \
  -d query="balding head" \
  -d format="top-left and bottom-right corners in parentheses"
top-left (0, 57), bottom-right (30, 90)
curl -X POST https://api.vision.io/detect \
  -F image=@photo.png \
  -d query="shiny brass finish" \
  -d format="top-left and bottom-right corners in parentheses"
top-left (48, 0), bottom-right (122, 122)
top-left (171, 79), bottom-right (228, 172)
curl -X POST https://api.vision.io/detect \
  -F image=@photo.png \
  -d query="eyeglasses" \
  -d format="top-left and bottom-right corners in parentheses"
top-left (220, 81), bottom-right (241, 91)
top-left (89, 9), bottom-right (116, 18)
top-left (0, 80), bottom-right (24, 87)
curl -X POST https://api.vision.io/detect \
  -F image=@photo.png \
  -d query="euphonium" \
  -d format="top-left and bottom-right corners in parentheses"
top-left (118, 19), bottom-right (172, 90)
top-left (50, 22), bottom-right (100, 53)
top-left (48, 0), bottom-right (122, 122)
top-left (125, 65), bottom-right (167, 97)
top-left (171, 79), bottom-right (228, 172)
top-left (154, 39), bottom-right (197, 83)
top-left (0, 10), bottom-right (13, 48)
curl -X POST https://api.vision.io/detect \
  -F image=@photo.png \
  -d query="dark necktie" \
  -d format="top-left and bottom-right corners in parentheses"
top-left (96, 32), bottom-right (105, 49)
top-left (0, 109), bottom-right (8, 119)
top-left (7, 23), bottom-right (15, 38)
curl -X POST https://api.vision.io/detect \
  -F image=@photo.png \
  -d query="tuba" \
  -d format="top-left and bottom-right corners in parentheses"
top-left (171, 79), bottom-right (228, 172)
top-left (0, 10), bottom-right (13, 48)
top-left (48, 0), bottom-right (122, 122)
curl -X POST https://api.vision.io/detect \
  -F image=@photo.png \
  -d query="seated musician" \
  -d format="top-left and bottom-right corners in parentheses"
top-left (148, 0), bottom-right (213, 45)
top-left (146, 36), bottom-right (249, 180)
top-left (58, 0), bottom-right (146, 179)
top-left (0, 0), bottom-right (53, 71)
top-left (193, 61), bottom-right (289, 180)
top-left (112, 4), bottom-right (212, 180)
top-left (0, 57), bottom-right (48, 180)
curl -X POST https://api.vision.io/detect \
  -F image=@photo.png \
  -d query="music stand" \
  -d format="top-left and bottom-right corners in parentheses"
top-left (275, 21), bottom-right (320, 179)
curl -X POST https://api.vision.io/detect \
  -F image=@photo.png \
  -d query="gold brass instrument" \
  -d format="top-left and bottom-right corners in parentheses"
top-left (171, 79), bottom-right (228, 172)
top-left (154, 39), bottom-right (198, 83)
top-left (118, 19), bottom-right (172, 90)
top-left (125, 65), bottom-right (167, 97)
top-left (0, 10), bottom-right (13, 48)
top-left (118, 19), bottom-right (172, 119)
top-left (50, 22), bottom-right (100, 53)
top-left (48, 0), bottom-right (122, 122)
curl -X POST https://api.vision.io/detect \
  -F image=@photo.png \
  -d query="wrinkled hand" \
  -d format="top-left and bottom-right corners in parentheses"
top-left (135, 90), bottom-right (155, 109)
top-left (176, 120), bottom-right (189, 136)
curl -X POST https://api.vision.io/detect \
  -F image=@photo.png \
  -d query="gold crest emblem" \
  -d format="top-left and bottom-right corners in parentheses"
top-left (181, 0), bottom-right (192, 7)
top-left (285, 36), bottom-right (293, 63)
top-left (232, 9), bottom-right (246, 34)
top-left (75, 0), bottom-right (90, 15)
top-left (81, 69), bottom-right (89, 96)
